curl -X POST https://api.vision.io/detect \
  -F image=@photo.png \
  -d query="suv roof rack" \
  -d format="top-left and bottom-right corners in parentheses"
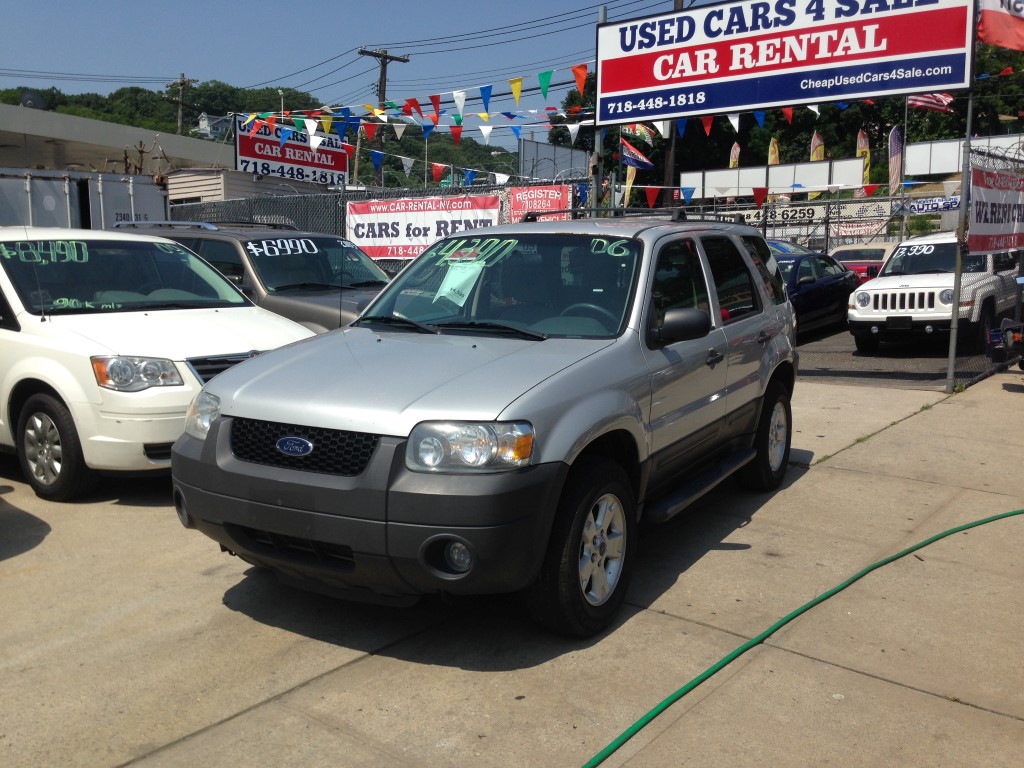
top-left (112, 220), bottom-right (299, 231)
top-left (519, 207), bottom-right (747, 225)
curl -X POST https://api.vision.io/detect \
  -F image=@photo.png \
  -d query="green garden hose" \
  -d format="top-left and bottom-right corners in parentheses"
top-left (584, 508), bottom-right (1024, 768)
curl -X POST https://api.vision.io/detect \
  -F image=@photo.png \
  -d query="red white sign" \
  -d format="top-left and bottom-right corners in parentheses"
top-left (508, 185), bottom-right (572, 222)
top-left (978, 0), bottom-right (1024, 52)
top-left (346, 196), bottom-right (501, 259)
top-left (234, 114), bottom-right (349, 187)
top-left (969, 168), bottom-right (1024, 254)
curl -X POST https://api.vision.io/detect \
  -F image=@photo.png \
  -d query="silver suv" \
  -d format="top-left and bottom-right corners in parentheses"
top-left (171, 211), bottom-right (798, 636)
top-left (114, 222), bottom-right (389, 333)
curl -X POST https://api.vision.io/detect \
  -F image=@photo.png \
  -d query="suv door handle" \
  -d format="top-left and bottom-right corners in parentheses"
top-left (706, 348), bottom-right (724, 367)
top-left (757, 331), bottom-right (772, 345)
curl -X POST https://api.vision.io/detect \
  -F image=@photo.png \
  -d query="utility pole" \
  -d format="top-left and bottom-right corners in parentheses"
top-left (662, 0), bottom-right (686, 207)
top-left (165, 73), bottom-right (198, 135)
top-left (358, 48), bottom-right (409, 187)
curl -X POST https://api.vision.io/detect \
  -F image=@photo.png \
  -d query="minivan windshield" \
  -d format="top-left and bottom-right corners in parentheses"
top-left (0, 238), bottom-right (248, 315)
top-left (244, 236), bottom-right (389, 292)
top-left (358, 233), bottom-right (642, 339)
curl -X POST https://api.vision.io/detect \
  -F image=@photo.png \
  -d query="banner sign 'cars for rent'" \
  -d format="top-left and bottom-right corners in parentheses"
top-left (346, 196), bottom-right (501, 259)
top-left (234, 114), bottom-right (349, 187)
top-left (595, 0), bottom-right (974, 125)
top-left (969, 169), bottom-right (1024, 254)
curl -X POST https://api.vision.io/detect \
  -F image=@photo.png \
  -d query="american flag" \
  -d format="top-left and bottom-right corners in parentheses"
top-left (888, 126), bottom-right (903, 194)
top-left (907, 93), bottom-right (954, 113)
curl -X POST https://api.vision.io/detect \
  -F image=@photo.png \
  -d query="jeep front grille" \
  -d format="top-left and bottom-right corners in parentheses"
top-left (230, 417), bottom-right (380, 475)
top-left (870, 291), bottom-right (937, 312)
top-left (186, 353), bottom-right (256, 385)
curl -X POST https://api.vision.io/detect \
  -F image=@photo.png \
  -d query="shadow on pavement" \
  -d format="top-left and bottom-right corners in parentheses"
top-left (0, 484), bottom-right (51, 562)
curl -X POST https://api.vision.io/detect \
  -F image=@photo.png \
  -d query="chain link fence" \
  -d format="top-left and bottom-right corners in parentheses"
top-left (171, 174), bottom-right (1022, 390)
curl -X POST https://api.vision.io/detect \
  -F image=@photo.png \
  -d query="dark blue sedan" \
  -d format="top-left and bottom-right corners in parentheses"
top-left (776, 253), bottom-right (860, 340)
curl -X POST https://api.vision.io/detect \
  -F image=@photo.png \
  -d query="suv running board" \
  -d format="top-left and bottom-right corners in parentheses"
top-left (643, 448), bottom-right (756, 524)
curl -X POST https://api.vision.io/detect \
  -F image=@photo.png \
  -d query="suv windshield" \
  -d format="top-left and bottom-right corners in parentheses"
top-left (880, 242), bottom-right (983, 276)
top-left (360, 233), bottom-right (641, 339)
top-left (0, 238), bottom-right (247, 315)
top-left (244, 236), bottom-right (389, 292)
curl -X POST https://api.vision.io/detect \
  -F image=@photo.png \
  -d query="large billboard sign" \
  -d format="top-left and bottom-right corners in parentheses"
top-left (234, 114), bottom-right (349, 187)
top-left (969, 168), bottom-right (1024, 254)
top-left (596, 0), bottom-right (974, 126)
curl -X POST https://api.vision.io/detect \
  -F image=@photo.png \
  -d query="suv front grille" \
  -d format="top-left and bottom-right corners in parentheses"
top-left (186, 353), bottom-right (258, 384)
top-left (869, 290), bottom-right (938, 312)
top-left (230, 418), bottom-right (380, 475)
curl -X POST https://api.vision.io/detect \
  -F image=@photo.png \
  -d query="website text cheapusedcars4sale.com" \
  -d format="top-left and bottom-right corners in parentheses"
top-left (595, 0), bottom-right (973, 124)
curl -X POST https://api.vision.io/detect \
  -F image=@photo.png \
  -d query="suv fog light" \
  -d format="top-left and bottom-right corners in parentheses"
top-left (444, 541), bottom-right (474, 573)
top-left (925, 325), bottom-right (934, 334)
top-left (870, 326), bottom-right (879, 334)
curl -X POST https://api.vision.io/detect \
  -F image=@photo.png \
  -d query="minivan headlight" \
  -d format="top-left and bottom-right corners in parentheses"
top-left (407, 421), bottom-right (534, 472)
top-left (855, 292), bottom-right (871, 308)
top-left (92, 356), bottom-right (182, 391)
top-left (184, 391), bottom-right (221, 440)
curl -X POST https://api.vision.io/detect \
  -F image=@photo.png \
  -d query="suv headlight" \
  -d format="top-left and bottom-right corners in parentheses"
top-left (939, 289), bottom-right (954, 305)
top-left (184, 391), bottom-right (221, 440)
top-left (92, 356), bottom-right (183, 391)
top-left (407, 421), bottom-right (534, 472)
top-left (855, 292), bottom-right (871, 308)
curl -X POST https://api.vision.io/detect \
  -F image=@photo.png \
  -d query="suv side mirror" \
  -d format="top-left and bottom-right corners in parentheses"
top-left (650, 307), bottom-right (711, 347)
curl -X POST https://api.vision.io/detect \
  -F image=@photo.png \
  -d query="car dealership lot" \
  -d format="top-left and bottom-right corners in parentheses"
top-left (3, 365), bottom-right (1023, 767)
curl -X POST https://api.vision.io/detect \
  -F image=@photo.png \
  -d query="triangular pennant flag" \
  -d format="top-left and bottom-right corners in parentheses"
top-left (341, 143), bottom-right (355, 159)
top-left (347, 117), bottom-right (363, 136)
top-left (999, 67), bottom-right (1014, 76)
top-left (571, 64), bottom-right (588, 96)
top-left (431, 162), bottom-right (445, 183)
top-left (509, 77), bottom-right (523, 105)
top-left (479, 125), bottom-right (493, 145)
top-left (370, 150), bottom-right (384, 171)
top-left (243, 112), bottom-right (257, 127)
top-left (681, 187), bottom-right (695, 204)
top-left (727, 113), bottom-right (740, 132)
top-left (463, 169), bottom-right (477, 185)
top-left (807, 104), bottom-right (819, 116)
top-left (653, 120), bottom-right (671, 139)
top-left (644, 187), bottom-right (659, 208)
top-left (781, 107), bottom-right (794, 124)
top-left (452, 113), bottom-right (463, 126)
top-left (363, 122), bottom-right (378, 141)
top-left (478, 112), bottom-right (490, 122)
top-left (430, 95), bottom-right (441, 115)
top-left (538, 70), bottom-right (552, 99)
top-left (827, 184), bottom-right (842, 194)
top-left (510, 125), bottom-right (521, 140)
top-left (578, 182), bottom-right (588, 206)
top-left (400, 156), bottom-right (415, 175)
top-left (249, 119), bottom-right (266, 137)
top-left (566, 123), bottom-right (580, 144)
top-left (453, 90), bottom-right (466, 114)
top-left (480, 85), bottom-right (492, 112)
top-left (450, 125), bottom-right (463, 145)
top-left (676, 119), bottom-right (687, 138)
top-left (836, 102), bottom-right (849, 110)
top-left (753, 111), bottom-right (765, 128)
top-left (310, 134), bottom-right (325, 153)
top-left (701, 115), bottom-right (714, 135)
top-left (319, 114), bottom-right (333, 136)
top-left (265, 114), bottom-right (278, 131)
top-left (405, 98), bottom-right (423, 118)
top-left (493, 173), bottom-right (510, 185)
top-left (863, 183), bottom-right (880, 196)
top-left (428, 112), bottom-right (440, 126)
top-left (393, 123), bottom-right (407, 141)
top-left (752, 187), bottom-right (769, 208)
top-left (422, 123), bottom-right (435, 140)
top-left (278, 127), bottom-right (294, 147)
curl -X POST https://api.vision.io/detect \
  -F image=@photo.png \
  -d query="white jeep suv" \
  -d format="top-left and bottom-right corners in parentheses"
top-left (848, 232), bottom-right (1020, 354)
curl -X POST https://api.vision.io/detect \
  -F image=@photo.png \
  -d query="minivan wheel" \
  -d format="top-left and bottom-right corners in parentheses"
top-left (17, 393), bottom-right (97, 501)
top-left (740, 380), bottom-right (792, 492)
top-left (528, 458), bottom-right (636, 638)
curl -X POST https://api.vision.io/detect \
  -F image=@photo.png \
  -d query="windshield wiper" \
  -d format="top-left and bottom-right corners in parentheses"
top-left (273, 282), bottom-right (338, 291)
top-left (346, 280), bottom-right (389, 288)
top-left (357, 314), bottom-right (439, 334)
top-left (434, 320), bottom-right (548, 340)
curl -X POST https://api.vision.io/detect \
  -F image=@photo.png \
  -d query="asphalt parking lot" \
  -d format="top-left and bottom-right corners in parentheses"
top-left (3, 366), bottom-right (1023, 768)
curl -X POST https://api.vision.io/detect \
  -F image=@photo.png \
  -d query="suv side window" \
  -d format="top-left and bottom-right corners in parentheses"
top-left (740, 235), bottom-right (786, 305)
top-left (196, 240), bottom-right (244, 279)
top-left (703, 236), bottom-right (761, 322)
top-left (651, 239), bottom-right (710, 325)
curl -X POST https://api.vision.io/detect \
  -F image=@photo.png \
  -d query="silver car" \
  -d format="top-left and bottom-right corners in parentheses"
top-left (171, 212), bottom-right (798, 637)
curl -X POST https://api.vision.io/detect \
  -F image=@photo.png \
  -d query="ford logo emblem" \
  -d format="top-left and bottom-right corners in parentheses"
top-left (276, 437), bottom-right (314, 457)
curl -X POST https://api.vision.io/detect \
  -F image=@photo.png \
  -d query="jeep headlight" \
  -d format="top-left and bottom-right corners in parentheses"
top-left (855, 292), bottom-right (871, 308)
top-left (184, 391), bottom-right (221, 441)
top-left (407, 421), bottom-right (534, 472)
top-left (939, 289), bottom-right (954, 305)
top-left (92, 356), bottom-right (182, 391)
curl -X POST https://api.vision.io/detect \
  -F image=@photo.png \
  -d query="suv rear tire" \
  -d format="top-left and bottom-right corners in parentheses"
top-left (740, 380), bottom-right (792, 491)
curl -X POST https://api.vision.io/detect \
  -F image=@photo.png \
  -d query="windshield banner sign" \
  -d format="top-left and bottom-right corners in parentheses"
top-left (596, 0), bottom-right (973, 125)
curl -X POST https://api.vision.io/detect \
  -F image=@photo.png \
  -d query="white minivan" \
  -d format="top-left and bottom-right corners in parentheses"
top-left (0, 227), bottom-right (315, 500)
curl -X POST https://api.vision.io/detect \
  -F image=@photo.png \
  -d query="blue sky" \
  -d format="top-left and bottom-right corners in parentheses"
top-left (3, 0), bottom-right (686, 150)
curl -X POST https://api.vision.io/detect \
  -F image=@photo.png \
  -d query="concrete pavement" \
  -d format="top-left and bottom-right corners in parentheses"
top-left (1, 370), bottom-right (1022, 767)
